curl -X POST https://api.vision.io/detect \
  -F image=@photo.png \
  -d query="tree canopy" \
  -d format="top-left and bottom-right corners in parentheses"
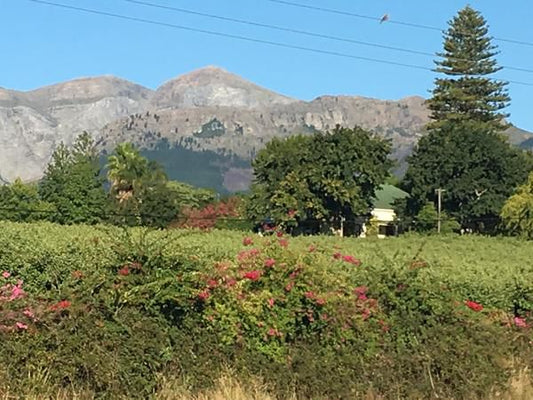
top-left (246, 125), bottom-right (392, 233)
top-left (39, 132), bottom-right (107, 224)
top-left (501, 172), bottom-right (533, 238)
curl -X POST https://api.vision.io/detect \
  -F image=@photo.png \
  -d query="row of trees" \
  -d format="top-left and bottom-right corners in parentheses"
top-left (245, 6), bottom-right (533, 237)
top-left (399, 6), bottom-right (533, 234)
top-left (0, 133), bottom-right (217, 228)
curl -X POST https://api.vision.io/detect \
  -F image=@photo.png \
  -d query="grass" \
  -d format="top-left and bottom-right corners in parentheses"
top-left (1, 371), bottom-right (531, 400)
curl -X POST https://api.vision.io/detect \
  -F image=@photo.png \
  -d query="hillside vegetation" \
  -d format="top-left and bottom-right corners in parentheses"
top-left (0, 221), bottom-right (532, 399)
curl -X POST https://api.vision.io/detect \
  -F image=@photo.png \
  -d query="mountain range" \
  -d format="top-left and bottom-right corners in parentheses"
top-left (1, 66), bottom-right (532, 192)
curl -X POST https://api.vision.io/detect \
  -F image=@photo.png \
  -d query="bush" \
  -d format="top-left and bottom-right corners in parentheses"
top-left (0, 222), bottom-right (531, 398)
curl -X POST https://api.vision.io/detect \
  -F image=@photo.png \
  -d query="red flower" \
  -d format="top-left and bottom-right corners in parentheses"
top-left (207, 279), bottom-right (218, 289)
top-left (264, 258), bottom-right (276, 268)
top-left (242, 237), bottom-right (254, 246)
top-left (342, 255), bottom-right (361, 266)
top-left (465, 300), bottom-right (483, 312)
top-left (276, 231), bottom-right (284, 238)
top-left (278, 239), bottom-right (289, 248)
top-left (197, 290), bottom-right (210, 301)
top-left (50, 300), bottom-right (71, 311)
top-left (243, 270), bottom-right (262, 281)
top-left (333, 252), bottom-right (342, 260)
top-left (118, 266), bottom-right (130, 276)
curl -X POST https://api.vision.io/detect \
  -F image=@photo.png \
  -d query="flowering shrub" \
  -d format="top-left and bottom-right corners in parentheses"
top-left (0, 222), bottom-right (532, 399)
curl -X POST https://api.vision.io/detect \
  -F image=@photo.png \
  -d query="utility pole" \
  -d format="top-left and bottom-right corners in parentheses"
top-left (435, 188), bottom-right (446, 233)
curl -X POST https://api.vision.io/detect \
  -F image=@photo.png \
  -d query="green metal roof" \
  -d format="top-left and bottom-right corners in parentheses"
top-left (372, 184), bottom-right (409, 209)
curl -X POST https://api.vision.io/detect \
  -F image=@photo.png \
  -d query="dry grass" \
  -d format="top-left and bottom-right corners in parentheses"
top-left (0, 370), bottom-right (531, 400)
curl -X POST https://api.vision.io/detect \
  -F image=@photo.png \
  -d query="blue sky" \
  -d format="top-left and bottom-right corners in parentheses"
top-left (1, 0), bottom-right (532, 130)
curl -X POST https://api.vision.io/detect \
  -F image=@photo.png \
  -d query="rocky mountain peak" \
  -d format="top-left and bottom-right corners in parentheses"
top-left (151, 66), bottom-right (297, 110)
top-left (25, 76), bottom-right (153, 107)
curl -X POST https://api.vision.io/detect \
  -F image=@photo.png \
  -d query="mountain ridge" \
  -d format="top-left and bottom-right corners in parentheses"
top-left (1, 66), bottom-right (531, 192)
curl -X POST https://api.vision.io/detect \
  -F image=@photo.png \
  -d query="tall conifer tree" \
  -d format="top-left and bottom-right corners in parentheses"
top-left (427, 6), bottom-right (510, 131)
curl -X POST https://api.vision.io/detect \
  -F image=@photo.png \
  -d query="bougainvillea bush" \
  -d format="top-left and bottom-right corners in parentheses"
top-left (0, 221), bottom-right (531, 399)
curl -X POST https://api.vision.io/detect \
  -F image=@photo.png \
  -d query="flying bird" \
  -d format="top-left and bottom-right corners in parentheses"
top-left (380, 14), bottom-right (389, 24)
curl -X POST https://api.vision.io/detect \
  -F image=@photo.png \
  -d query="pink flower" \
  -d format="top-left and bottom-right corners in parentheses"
top-left (285, 281), bottom-right (295, 292)
top-left (9, 284), bottom-right (25, 300)
top-left (226, 278), bottom-right (237, 288)
top-left (15, 322), bottom-right (28, 330)
top-left (287, 209), bottom-right (297, 218)
top-left (242, 237), bottom-right (254, 246)
top-left (197, 290), bottom-right (210, 301)
top-left (118, 266), bottom-right (130, 276)
top-left (23, 309), bottom-right (35, 319)
top-left (2, 271), bottom-right (10, 279)
top-left (514, 317), bottom-right (528, 328)
top-left (465, 300), bottom-right (483, 312)
top-left (243, 270), bottom-right (262, 281)
top-left (304, 291), bottom-right (315, 299)
top-left (264, 258), bottom-right (276, 268)
top-left (342, 255), bottom-right (361, 266)
top-left (315, 298), bottom-right (326, 306)
top-left (267, 298), bottom-right (275, 308)
top-left (278, 239), bottom-right (289, 248)
top-left (354, 286), bottom-right (368, 300)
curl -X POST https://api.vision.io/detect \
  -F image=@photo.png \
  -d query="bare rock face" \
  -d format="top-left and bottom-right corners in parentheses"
top-left (0, 76), bottom-right (153, 182)
top-left (151, 66), bottom-right (297, 109)
top-left (0, 67), bottom-right (531, 191)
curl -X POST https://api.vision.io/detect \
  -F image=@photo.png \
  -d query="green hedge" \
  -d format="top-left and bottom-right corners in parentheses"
top-left (0, 222), bottom-right (531, 399)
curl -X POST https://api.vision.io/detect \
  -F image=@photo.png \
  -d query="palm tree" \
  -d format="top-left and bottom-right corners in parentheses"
top-left (107, 143), bottom-right (148, 204)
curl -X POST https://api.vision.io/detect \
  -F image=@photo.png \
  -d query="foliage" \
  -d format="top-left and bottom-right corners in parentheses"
top-left (39, 132), bottom-right (107, 224)
top-left (426, 5), bottom-right (510, 132)
top-left (107, 143), bottom-right (179, 227)
top-left (403, 122), bottom-right (532, 231)
top-left (0, 179), bottom-right (55, 222)
top-left (0, 222), bottom-right (532, 399)
top-left (247, 125), bottom-right (392, 234)
top-left (501, 172), bottom-right (533, 238)
top-left (414, 202), bottom-right (460, 233)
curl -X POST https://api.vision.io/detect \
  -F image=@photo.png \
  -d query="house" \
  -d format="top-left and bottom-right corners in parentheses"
top-left (362, 184), bottom-right (409, 238)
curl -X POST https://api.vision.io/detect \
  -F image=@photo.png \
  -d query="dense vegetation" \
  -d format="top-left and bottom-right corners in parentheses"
top-left (1, 222), bottom-right (531, 398)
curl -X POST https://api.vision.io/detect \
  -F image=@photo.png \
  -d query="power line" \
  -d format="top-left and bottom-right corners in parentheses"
top-left (123, 0), bottom-right (533, 75)
top-left (265, 0), bottom-right (533, 48)
top-left (24, 0), bottom-right (533, 86)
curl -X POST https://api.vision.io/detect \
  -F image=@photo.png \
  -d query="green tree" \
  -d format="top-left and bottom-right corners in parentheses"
top-left (0, 179), bottom-right (55, 222)
top-left (501, 172), bottom-right (533, 238)
top-left (427, 5), bottom-right (510, 132)
top-left (107, 143), bottom-right (179, 227)
top-left (413, 202), bottom-right (460, 234)
top-left (247, 125), bottom-right (392, 234)
top-left (39, 132), bottom-right (107, 224)
top-left (403, 122), bottom-right (531, 230)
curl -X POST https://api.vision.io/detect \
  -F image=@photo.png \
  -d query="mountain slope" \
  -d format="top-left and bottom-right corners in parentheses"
top-left (1, 67), bottom-right (531, 191)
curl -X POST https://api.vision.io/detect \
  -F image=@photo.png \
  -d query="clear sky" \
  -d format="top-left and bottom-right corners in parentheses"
top-left (1, 0), bottom-right (532, 130)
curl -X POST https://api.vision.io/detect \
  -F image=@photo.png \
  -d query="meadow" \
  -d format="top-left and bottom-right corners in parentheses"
top-left (0, 221), bottom-right (532, 399)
